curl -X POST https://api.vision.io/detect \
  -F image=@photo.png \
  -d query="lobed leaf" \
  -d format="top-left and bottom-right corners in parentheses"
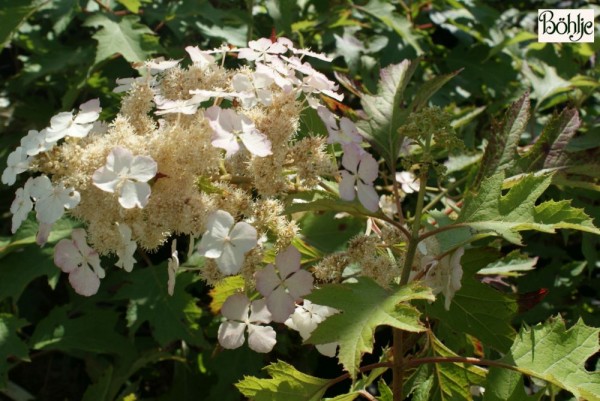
top-left (499, 318), bottom-right (600, 400)
top-left (235, 360), bottom-right (330, 401)
top-left (356, 60), bottom-right (418, 168)
top-left (475, 92), bottom-right (530, 186)
top-left (306, 279), bottom-right (434, 379)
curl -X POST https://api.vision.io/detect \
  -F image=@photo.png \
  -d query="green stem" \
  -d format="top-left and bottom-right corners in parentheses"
top-left (422, 177), bottom-right (466, 213)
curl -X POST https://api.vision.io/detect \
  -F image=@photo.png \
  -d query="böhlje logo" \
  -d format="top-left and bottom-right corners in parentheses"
top-left (538, 8), bottom-right (595, 43)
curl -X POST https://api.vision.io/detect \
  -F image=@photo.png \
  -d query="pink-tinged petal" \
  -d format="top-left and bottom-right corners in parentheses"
top-left (339, 170), bottom-right (357, 201)
top-left (118, 181), bottom-right (150, 209)
top-left (358, 152), bottom-right (378, 183)
top-left (255, 264), bottom-right (280, 297)
top-left (107, 147), bottom-right (133, 174)
top-left (215, 242), bottom-right (245, 275)
top-left (129, 155), bottom-right (158, 182)
top-left (218, 321), bottom-right (246, 349)
top-left (285, 269), bottom-right (313, 300)
top-left (247, 324), bottom-right (276, 353)
top-left (54, 239), bottom-right (82, 273)
top-left (229, 221), bottom-right (257, 253)
top-left (357, 181), bottom-right (380, 212)
top-left (237, 48), bottom-right (258, 61)
top-left (316, 343), bottom-right (338, 357)
top-left (239, 131), bottom-right (272, 157)
top-left (341, 144), bottom-right (360, 173)
top-left (92, 166), bottom-right (119, 193)
top-left (68, 266), bottom-right (100, 296)
top-left (275, 246), bottom-right (301, 279)
top-left (71, 229), bottom-right (90, 252)
top-left (221, 293), bottom-right (250, 321)
top-left (249, 298), bottom-right (272, 324)
top-left (266, 286), bottom-right (296, 323)
top-left (339, 117), bottom-right (362, 144)
top-left (36, 223), bottom-right (52, 246)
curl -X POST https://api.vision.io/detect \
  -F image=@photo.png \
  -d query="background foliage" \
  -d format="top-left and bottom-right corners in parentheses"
top-left (0, 0), bottom-right (599, 400)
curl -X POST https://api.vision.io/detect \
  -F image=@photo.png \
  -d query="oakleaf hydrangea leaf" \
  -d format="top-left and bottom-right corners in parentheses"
top-left (497, 317), bottom-right (600, 401)
top-left (410, 335), bottom-right (486, 401)
top-left (83, 14), bottom-right (161, 64)
top-left (306, 278), bottom-right (434, 379)
top-left (235, 360), bottom-right (330, 401)
top-left (356, 60), bottom-right (418, 167)
top-left (0, 314), bottom-right (29, 385)
top-left (457, 172), bottom-right (600, 244)
top-left (476, 92), bottom-right (529, 184)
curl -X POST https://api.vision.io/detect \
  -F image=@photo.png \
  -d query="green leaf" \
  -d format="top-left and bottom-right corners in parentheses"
top-left (285, 189), bottom-right (381, 219)
top-left (298, 211), bottom-right (365, 254)
top-left (477, 251), bottom-right (538, 276)
top-left (517, 108), bottom-right (580, 172)
top-left (409, 69), bottom-right (462, 113)
top-left (428, 274), bottom-right (517, 353)
top-left (235, 360), bottom-right (330, 401)
top-left (83, 14), bottom-right (161, 64)
top-left (0, 245), bottom-right (60, 301)
top-left (498, 318), bottom-right (600, 401)
top-left (358, 0), bottom-right (423, 55)
top-left (0, 217), bottom-right (78, 258)
top-left (116, 0), bottom-right (141, 13)
top-left (483, 369), bottom-right (541, 401)
top-left (115, 266), bottom-right (206, 347)
top-left (30, 306), bottom-right (131, 355)
top-left (522, 62), bottom-right (571, 108)
top-left (476, 92), bottom-right (530, 185)
top-left (425, 335), bottom-right (487, 401)
top-left (0, 314), bottom-right (29, 385)
top-left (356, 60), bottom-right (418, 168)
top-left (306, 279), bottom-right (434, 379)
top-left (209, 275), bottom-right (245, 314)
top-left (0, 0), bottom-right (47, 51)
top-left (457, 172), bottom-right (600, 244)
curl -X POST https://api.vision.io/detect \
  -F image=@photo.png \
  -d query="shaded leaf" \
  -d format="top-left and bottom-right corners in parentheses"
top-left (0, 0), bottom-right (47, 51)
top-left (30, 306), bottom-right (131, 355)
top-left (483, 368), bottom-right (541, 401)
top-left (307, 279), bottom-right (434, 379)
top-left (236, 360), bottom-right (330, 401)
top-left (410, 69), bottom-right (462, 112)
top-left (115, 266), bottom-right (206, 347)
top-left (428, 274), bottom-right (517, 353)
top-left (425, 335), bottom-right (487, 401)
top-left (0, 314), bottom-right (29, 385)
top-left (83, 14), bottom-right (161, 64)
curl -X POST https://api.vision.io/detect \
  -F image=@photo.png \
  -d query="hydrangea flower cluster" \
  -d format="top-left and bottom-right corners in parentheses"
top-left (3, 37), bottom-right (465, 355)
